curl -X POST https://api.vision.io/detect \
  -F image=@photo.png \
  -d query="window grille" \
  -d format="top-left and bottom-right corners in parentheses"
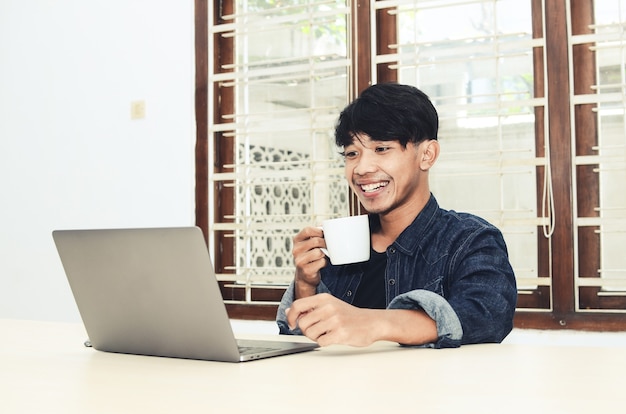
top-left (571, 0), bottom-right (626, 309)
top-left (374, 0), bottom-right (550, 299)
top-left (208, 0), bottom-right (351, 304)
top-left (203, 0), bottom-right (626, 323)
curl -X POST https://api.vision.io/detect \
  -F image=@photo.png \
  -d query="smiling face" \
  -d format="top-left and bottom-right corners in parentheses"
top-left (343, 134), bottom-right (439, 221)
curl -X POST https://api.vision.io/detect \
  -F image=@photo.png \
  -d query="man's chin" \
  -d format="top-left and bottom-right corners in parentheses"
top-left (355, 200), bottom-right (389, 216)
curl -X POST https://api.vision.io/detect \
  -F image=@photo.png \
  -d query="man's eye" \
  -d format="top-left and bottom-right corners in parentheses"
top-left (342, 150), bottom-right (358, 158)
top-left (375, 146), bottom-right (391, 153)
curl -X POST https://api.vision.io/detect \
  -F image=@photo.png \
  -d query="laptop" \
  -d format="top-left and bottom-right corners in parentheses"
top-left (52, 226), bottom-right (318, 362)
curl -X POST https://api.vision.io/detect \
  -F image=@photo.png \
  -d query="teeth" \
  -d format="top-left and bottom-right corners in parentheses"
top-left (361, 182), bottom-right (388, 192)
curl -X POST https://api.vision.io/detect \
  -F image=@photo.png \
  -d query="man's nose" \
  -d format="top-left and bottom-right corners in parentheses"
top-left (353, 151), bottom-right (377, 175)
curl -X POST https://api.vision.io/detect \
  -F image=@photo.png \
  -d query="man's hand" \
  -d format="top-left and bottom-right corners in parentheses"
top-left (292, 226), bottom-right (328, 299)
top-left (286, 293), bottom-right (381, 347)
top-left (286, 293), bottom-right (439, 347)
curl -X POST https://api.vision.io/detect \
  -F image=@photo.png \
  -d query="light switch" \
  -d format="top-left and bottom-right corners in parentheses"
top-left (130, 100), bottom-right (146, 120)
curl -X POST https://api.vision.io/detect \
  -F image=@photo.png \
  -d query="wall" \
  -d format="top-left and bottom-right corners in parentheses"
top-left (0, 0), bottom-right (195, 322)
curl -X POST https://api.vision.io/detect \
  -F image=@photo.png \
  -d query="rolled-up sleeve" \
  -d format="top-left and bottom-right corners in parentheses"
top-left (388, 290), bottom-right (463, 348)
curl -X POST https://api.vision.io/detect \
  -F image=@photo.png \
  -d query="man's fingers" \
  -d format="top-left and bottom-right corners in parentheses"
top-left (286, 306), bottom-right (313, 330)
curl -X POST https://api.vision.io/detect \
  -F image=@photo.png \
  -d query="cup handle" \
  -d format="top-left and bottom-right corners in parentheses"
top-left (317, 226), bottom-right (328, 257)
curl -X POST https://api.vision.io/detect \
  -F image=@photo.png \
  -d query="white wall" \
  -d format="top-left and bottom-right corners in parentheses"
top-left (0, 1), bottom-right (196, 322)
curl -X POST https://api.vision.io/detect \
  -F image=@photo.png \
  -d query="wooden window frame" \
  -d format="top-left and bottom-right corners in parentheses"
top-left (196, 0), bottom-right (626, 329)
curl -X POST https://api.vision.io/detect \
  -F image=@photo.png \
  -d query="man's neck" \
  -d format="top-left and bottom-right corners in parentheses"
top-left (371, 190), bottom-right (431, 252)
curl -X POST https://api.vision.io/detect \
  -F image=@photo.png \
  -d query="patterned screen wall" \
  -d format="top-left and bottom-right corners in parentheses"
top-left (235, 144), bottom-right (348, 284)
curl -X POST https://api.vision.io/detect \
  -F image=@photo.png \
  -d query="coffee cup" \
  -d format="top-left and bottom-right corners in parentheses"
top-left (320, 215), bottom-right (370, 265)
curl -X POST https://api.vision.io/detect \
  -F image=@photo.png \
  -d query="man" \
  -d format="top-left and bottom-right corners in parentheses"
top-left (276, 83), bottom-right (517, 348)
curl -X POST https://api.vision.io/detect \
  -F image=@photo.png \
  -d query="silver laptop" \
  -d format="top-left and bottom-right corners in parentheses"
top-left (52, 227), bottom-right (318, 362)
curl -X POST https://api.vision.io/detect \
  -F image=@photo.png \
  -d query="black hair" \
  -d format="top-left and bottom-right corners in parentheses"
top-left (334, 83), bottom-right (439, 148)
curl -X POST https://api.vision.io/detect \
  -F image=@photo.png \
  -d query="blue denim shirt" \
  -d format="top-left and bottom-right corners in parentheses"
top-left (276, 195), bottom-right (517, 348)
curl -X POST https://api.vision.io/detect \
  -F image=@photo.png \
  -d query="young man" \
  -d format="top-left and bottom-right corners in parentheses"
top-left (276, 83), bottom-right (517, 348)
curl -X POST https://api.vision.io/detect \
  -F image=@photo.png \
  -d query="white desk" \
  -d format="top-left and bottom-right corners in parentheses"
top-left (2, 319), bottom-right (625, 413)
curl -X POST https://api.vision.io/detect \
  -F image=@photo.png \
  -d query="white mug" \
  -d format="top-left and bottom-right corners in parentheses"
top-left (320, 215), bottom-right (370, 265)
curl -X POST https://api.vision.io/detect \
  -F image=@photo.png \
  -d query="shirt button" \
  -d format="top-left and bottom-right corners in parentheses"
top-left (388, 279), bottom-right (396, 285)
top-left (346, 290), bottom-right (353, 297)
top-left (389, 247), bottom-right (396, 254)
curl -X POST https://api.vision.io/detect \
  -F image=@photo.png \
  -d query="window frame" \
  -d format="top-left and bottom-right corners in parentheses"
top-left (196, 0), bottom-right (626, 329)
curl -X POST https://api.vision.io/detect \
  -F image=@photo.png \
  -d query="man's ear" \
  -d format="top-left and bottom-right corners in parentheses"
top-left (420, 140), bottom-right (440, 171)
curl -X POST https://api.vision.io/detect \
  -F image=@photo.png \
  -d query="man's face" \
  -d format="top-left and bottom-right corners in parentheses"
top-left (343, 134), bottom-right (430, 217)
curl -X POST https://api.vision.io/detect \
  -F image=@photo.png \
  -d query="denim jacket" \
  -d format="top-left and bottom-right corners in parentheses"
top-left (276, 194), bottom-right (517, 348)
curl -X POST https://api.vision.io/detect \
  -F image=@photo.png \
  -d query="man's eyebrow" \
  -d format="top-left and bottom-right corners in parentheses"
top-left (369, 139), bottom-right (398, 145)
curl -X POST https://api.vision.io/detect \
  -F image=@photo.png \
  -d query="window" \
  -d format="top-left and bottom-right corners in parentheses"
top-left (199, 0), bottom-right (352, 317)
top-left (380, 0), bottom-right (546, 307)
top-left (196, 0), bottom-right (626, 329)
top-left (571, 0), bottom-right (626, 315)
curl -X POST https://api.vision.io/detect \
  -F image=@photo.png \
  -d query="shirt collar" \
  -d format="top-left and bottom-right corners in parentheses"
top-left (368, 193), bottom-right (439, 256)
